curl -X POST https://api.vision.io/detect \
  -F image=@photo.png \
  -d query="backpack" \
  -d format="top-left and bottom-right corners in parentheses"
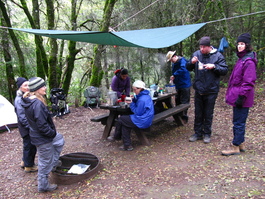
top-left (84, 86), bottom-right (100, 107)
top-left (50, 88), bottom-right (70, 117)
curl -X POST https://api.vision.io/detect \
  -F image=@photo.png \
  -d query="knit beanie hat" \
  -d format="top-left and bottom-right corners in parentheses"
top-left (16, 77), bottom-right (27, 88)
top-left (199, 36), bottom-right (211, 46)
top-left (28, 77), bottom-right (46, 92)
top-left (237, 33), bottom-right (251, 44)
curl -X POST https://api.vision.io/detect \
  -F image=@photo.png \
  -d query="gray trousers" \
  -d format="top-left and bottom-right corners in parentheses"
top-left (36, 133), bottom-right (64, 191)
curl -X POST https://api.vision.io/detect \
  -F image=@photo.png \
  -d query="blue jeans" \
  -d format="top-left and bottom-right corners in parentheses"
top-left (232, 107), bottom-right (249, 146)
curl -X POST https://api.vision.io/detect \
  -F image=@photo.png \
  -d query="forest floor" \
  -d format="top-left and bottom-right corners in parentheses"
top-left (0, 86), bottom-right (265, 199)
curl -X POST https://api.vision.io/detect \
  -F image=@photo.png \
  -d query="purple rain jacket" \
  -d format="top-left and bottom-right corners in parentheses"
top-left (226, 51), bottom-right (257, 107)
top-left (111, 74), bottom-right (131, 98)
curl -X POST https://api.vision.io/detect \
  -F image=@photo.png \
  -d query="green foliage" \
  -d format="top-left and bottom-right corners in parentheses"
top-left (1, 0), bottom-right (265, 104)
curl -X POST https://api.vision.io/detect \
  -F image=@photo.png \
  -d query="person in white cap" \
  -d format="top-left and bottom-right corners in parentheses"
top-left (113, 80), bottom-right (154, 151)
top-left (166, 51), bottom-right (191, 123)
top-left (21, 77), bottom-right (64, 193)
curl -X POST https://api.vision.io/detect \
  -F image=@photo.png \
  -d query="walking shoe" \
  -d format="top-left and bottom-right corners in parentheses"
top-left (203, 134), bottom-right (211, 144)
top-left (24, 165), bottom-right (38, 173)
top-left (189, 134), bottom-right (203, 142)
top-left (107, 135), bottom-right (115, 142)
top-left (52, 160), bottom-right (62, 172)
top-left (21, 161), bottom-right (24, 168)
top-left (38, 184), bottom-right (58, 193)
top-left (221, 144), bottom-right (240, 156)
top-left (119, 145), bottom-right (133, 151)
top-left (239, 143), bottom-right (246, 152)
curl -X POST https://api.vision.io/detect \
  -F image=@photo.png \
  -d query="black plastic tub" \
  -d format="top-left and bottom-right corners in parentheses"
top-left (51, 152), bottom-right (100, 185)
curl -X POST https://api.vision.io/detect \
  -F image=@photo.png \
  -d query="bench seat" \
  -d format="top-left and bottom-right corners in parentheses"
top-left (136, 104), bottom-right (190, 146)
top-left (90, 113), bottom-right (109, 125)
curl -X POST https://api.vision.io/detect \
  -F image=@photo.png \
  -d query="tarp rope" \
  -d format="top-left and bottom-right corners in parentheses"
top-left (112, 0), bottom-right (162, 30)
top-left (205, 10), bottom-right (265, 24)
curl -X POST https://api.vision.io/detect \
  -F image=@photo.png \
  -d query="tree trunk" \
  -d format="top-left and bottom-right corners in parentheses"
top-left (89, 0), bottom-right (117, 87)
top-left (45, 0), bottom-right (58, 89)
top-left (0, 0), bottom-right (26, 78)
top-left (1, 22), bottom-right (16, 102)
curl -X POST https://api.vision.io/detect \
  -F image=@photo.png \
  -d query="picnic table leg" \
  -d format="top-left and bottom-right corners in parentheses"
top-left (102, 110), bottom-right (117, 139)
top-left (163, 97), bottom-right (185, 126)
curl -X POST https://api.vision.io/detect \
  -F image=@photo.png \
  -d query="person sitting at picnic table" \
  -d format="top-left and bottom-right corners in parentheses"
top-left (111, 68), bottom-right (131, 98)
top-left (113, 80), bottom-right (154, 151)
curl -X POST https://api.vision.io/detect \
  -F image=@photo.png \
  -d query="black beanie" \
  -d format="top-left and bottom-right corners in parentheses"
top-left (237, 33), bottom-right (251, 44)
top-left (28, 77), bottom-right (46, 92)
top-left (16, 77), bottom-right (27, 88)
top-left (199, 36), bottom-right (211, 46)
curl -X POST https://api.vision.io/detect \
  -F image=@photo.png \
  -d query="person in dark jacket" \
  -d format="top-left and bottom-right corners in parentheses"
top-left (114, 80), bottom-right (154, 151)
top-left (222, 33), bottom-right (257, 156)
top-left (22, 77), bottom-right (64, 193)
top-left (14, 77), bottom-right (37, 173)
top-left (111, 68), bottom-right (131, 98)
top-left (166, 51), bottom-right (191, 123)
top-left (186, 36), bottom-right (228, 143)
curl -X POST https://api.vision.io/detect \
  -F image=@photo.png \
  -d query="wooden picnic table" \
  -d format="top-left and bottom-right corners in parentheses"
top-left (91, 92), bottom-right (190, 145)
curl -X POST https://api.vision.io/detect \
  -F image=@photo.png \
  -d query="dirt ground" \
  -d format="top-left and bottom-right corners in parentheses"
top-left (0, 87), bottom-right (264, 199)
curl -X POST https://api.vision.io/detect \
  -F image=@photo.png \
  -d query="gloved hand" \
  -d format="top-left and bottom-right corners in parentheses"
top-left (235, 95), bottom-right (245, 108)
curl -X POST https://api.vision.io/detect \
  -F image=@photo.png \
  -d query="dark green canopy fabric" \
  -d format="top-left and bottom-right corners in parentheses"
top-left (11, 23), bottom-right (206, 49)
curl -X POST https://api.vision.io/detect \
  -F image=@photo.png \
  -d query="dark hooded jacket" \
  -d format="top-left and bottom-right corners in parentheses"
top-left (21, 97), bottom-right (56, 146)
top-left (14, 90), bottom-right (30, 138)
top-left (186, 47), bottom-right (228, 94)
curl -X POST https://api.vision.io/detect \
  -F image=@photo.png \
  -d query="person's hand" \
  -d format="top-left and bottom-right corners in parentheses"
top-left (235, 95), bottom-right (245, 108)
top-left (204, 64), bottom-right (215, 70)
top-left (191, 56), bottom-right (198, 64)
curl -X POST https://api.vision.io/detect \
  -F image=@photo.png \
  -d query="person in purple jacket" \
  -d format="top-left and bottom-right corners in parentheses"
top-left (111, 68), bottom-right (131, 98)
top-left (222, 33), bottom-right (257, 156)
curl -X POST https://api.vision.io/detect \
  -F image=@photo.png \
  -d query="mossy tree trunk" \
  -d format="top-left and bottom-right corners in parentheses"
top-left (89, 0), bottom-right (117, 87)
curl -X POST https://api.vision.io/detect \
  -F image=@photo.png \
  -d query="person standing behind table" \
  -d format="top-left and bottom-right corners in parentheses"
top-left (111, 68), bottom-right (131, 98)
top-left (22, 77), bottom-right (64, 193)
top-left (166, 51), bottom-right (191, 123)
top-left (222, 33), bottom-right (257, 156)
top-left (114, 80), bottom-right (154, 151)
top-left (14, 77), bottom-right (37, 173)
top-left (186, 36), bottom-right (228, 144)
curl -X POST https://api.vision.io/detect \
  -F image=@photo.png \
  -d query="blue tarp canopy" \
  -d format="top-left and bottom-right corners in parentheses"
top-left (11, 23), bottom-right (206, 49)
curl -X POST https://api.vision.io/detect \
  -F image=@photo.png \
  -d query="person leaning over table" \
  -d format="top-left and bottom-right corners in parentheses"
top-left (14, 77), bottom-right (37, 173)
top-left (111, 68), bottom-right (131, 98)
top-left (166, 51), bottom-right (191, 123)
top-left (112, 80), bottom-right (154, 151)
top-left (21, 77), bottom-right (64, 193)
top-left (186, 36), bottom-right (228, 144)
top-left (221, 33), bottom-right (257, 156)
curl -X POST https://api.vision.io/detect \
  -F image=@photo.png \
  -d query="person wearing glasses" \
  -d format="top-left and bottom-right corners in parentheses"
top-left (113, 80), bottom-right (154, 151)
top-left (111, 68), bottom-right (131, 98)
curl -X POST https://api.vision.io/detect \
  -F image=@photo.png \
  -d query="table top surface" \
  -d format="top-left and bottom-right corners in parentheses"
top-left (100, 92), bottom-right (177, 110)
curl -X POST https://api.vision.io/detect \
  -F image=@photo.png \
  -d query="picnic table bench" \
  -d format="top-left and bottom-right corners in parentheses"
top-left (90, 92), bottom-right (190, 146)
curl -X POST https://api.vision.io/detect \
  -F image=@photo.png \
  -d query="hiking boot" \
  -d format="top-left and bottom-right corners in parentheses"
top-left (221, 144), bottom-right (240, 156)
top-left (38, 184), bottom-right (58, 193)
top-left (203, 134), bottom-right (211, 144)
top-left (239, 143), bottom-right (246, 152)
top-left (189, 134), bottom-right (203, 142)
top-left (24, 165), bottom-right (38, 173)
top-left (119, 145), bottom-right (133, 151)
top-left (52, 160), bottom-right (62, 172)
